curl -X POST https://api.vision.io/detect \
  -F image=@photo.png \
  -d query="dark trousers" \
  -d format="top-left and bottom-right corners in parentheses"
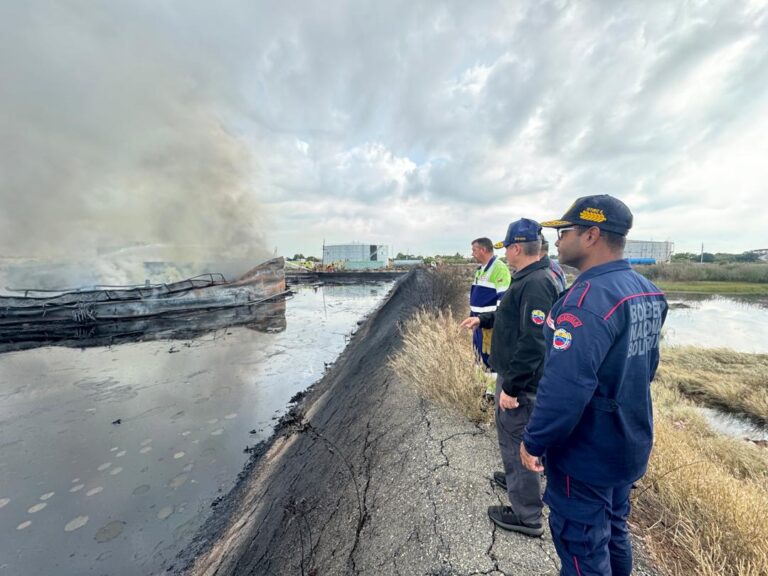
top-left (495, 377), bottom-right (542, 524)
top-left (544, 464), bottom-right (633, 576)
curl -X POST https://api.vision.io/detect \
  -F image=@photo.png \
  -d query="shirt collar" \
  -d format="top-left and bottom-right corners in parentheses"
top-left (575, 259), bottom-right (631, 282)
top-left (513, 258), bottom-right (548, 280)
top-left (483, 256), bottom-right (497, 273)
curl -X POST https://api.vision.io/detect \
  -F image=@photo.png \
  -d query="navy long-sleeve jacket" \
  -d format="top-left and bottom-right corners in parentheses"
top-left (523, 259), bottom-right (667, 486)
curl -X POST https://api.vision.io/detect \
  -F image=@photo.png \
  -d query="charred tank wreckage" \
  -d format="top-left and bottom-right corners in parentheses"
top-left (0, 257), bottom-right (288, 352)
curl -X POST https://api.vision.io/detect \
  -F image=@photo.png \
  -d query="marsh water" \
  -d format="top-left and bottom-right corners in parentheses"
top-left (663, 293), bottom-right (768, 441)
top-left (663, 294), bottom-right (768, 354)
top-left (0, 282), bottom-right (394, 576)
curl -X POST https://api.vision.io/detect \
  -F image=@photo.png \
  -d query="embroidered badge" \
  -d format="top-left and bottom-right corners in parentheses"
top-left (553, 328), bottom-right (573, 351)
top-left (546, 311), bottom-right (555, 329)
top-left (579, 207), bottom-right (607, 223)
top-left (531, 310), bottom-right (546, 325)
top-left (556, 313), bottom-right (583, 328)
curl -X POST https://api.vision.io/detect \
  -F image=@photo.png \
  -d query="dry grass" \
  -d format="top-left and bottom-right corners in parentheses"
top-left (389, 308), bottom-right (492, 424)
top-left (634, 350), bottom-right (768, 576)
top-left (660, 346), bottom-right (768, 426)
top-left (390, 301), bottom-right (768, 575)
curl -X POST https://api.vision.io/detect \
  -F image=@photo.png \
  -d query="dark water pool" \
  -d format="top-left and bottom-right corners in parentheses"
top-left (0, 282), bottom-right (393, 576)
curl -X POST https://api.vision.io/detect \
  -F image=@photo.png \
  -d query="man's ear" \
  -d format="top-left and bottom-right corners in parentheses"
top-left (584, 226), bottom-right (601, 246)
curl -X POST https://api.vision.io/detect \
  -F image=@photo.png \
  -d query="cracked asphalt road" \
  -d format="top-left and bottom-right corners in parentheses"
top-left (180, 270), bottom-right (660, 576)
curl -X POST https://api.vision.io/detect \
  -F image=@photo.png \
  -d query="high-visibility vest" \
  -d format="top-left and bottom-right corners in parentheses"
top-left (470, 256), bottom-right (511, 315)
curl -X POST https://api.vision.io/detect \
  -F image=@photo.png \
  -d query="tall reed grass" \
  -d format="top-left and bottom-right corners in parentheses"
top-left (389, 309), bottom-right (491, 424)
top-left (659, 347), bottom-right (768, 426)
top-left (640, 354), bottom-right (768, 575)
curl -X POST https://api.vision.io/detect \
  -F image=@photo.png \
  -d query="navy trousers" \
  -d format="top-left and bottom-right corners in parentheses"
top-left (544, 463), bottom-right (633, 576)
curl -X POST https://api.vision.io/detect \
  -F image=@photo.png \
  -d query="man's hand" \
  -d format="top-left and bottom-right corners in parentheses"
top-left (460, 316), bottom-right (480, 330)
top-left (498, 391), bottom-right (519, 411)
top-left (520, 442), bottom-right (544, 473)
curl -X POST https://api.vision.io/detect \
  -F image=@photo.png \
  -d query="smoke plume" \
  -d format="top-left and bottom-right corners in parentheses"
top-left (0, 1), bottom-right (270, 286)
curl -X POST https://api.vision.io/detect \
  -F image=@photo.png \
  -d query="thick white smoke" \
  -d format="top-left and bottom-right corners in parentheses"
top-left (0, 1), bottom-right (270, 287)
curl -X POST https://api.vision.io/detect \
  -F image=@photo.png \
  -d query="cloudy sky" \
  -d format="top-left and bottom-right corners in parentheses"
top-left (2, 0), bottom-right (767, 263)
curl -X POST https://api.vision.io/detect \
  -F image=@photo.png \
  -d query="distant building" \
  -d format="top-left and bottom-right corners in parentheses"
top-left (322, 243), bottom-right (389, 270)
top-left (625, 240), bottom-right (674, 264)
top-left (752, 249), bottom-right (768, 262)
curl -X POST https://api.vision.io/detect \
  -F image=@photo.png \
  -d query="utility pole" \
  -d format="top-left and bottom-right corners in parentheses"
top-left (700, 242), bottom-right (704, 264)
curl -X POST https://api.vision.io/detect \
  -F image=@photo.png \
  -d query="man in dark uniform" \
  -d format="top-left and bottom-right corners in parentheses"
top-left (520, 195), bottom-right (667, 575)
top-left (540, 236), bottom-right (567, 292)
top-left (461, 218), bottom-right (560, 536)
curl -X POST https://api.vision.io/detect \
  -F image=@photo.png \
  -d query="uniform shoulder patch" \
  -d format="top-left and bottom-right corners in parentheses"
top-left (553, 328), bottom-right (573, 351)
top-left (531, 309), bottom-right (546, 325)
top-left (556, 312), bottom-right (583, 328)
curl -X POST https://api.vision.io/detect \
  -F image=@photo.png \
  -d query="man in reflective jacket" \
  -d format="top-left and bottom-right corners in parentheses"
top-left (469, 237), bottom-right (512, 400)
top-left (520, 195), bottom-right (668, 576)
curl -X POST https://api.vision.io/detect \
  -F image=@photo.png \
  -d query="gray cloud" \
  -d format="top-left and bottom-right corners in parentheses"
top-left (1, 0), bottom-right (765, 265)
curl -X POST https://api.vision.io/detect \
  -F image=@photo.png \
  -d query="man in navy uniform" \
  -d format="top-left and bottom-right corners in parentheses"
top-left (540, 236), bottom-right (567, 292)
top-left (461, 218), bottom-right (560, 536)
top-left (520, 195), bottom-right (667, 576)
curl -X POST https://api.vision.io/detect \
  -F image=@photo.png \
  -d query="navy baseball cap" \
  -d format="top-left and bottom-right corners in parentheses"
top-left (540, 194), bottom-right (633, 236)
top-left (493, 218), bottom-right (542, 249)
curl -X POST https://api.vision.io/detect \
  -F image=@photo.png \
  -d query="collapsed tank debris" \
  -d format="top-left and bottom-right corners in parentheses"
top-left (0, 257), bottom-right (287, 352)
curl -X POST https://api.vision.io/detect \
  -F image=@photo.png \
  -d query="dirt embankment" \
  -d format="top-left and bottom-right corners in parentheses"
top-left (177, 268), bottom-right (445, 574)
top-left (177, 269), bottom-right (657, 576)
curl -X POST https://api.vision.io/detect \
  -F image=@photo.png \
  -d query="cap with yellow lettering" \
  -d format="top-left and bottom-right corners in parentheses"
top-left (540, 194), bottom-right (633, 236)
top-left (493, 218), bottom-right (542, 249)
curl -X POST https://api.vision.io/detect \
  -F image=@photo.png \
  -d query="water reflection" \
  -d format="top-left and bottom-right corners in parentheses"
top-left (0, 282), bottom-right (393, 576)
top-left (697, 406), bottom-right (768, 442)
top-left (663, 295), bottom-right (768, 353)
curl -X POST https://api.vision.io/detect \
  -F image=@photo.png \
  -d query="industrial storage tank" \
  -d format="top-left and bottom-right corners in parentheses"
top-left (322, 243), bottom-right (390, 270)
top-left (624, 240), bottom-right (673, 264)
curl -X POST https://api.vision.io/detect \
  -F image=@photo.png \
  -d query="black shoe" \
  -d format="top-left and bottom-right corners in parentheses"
top-left (493, 471), bottom-right (507, 490)
top-left (487, 505), bottom-right (544, 537)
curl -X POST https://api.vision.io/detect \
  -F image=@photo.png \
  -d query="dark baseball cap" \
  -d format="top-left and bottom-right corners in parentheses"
top-left (493, 218), bottom-right (542, 249)
top-left (540, 194), bottom-right (633, 236)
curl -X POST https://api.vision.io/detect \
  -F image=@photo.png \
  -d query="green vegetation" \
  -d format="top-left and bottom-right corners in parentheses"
top-left (656, 281), bottom-right (768, 295)
top-left (288, 254), bottom-right (320, 262)
top-left (394, 252), bottom-right (475, 265)
top-left (636, 262), bottom-right (768, 284)
top-left (672, 251), bottom-right (763, 264)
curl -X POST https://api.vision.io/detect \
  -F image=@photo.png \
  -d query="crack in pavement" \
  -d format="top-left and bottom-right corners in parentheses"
top-left (426, 481), bottom-right (454, 574)
top-left (431, 430), bottom-right (486, 472)
top-left (347, 419), bottom-right (375, 574)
